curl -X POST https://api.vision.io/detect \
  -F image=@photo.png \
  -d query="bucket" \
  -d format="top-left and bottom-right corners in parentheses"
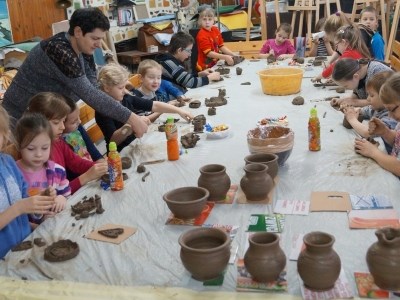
top-left (257, 67), bottom-right (304, 95)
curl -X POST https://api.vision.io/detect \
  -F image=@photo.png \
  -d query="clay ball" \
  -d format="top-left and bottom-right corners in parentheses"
top-left (121, 157), bottom-right (132, 169)
top-left (292, 96), bottom-right (305, 105)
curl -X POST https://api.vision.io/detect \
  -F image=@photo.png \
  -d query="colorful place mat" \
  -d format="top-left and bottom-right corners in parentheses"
top-left (354, 272), bottom-right (400, 298)
top-left (209, 184), bottom-right (238, 204)
top-left (85, 224), bottom-right (137, 245)
top-left (165, 202), bottom-right (215, 226)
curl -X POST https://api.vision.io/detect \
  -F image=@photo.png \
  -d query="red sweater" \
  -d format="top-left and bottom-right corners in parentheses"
top-left (322, 48), bottom-right (364, 78)
top-left (50, 139), bottom-right (94, 194)
top-left (196, 26), bottom-right (224, 71)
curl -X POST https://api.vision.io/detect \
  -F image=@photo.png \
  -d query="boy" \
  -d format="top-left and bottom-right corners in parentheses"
top-left (359, 6), bottom-right (385, 60)
top-left (156, 32), bottom-right (221, 92)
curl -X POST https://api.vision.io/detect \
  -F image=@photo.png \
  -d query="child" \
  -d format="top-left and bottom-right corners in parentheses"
top-left (15, 113), bottom-right (70, 223)
top-left (331, 58), bottom-right (392, 107)
top-left (156, 32), bottom-right (221, 91)
top-left (308, 17), bottom-right (334, 57)
top-left (354, 73), bottom-right (400, 177)
top-left (0, 106), bottom-right (54, 258)
top-left (359, 6), bottom-right (385, 60)
top-left (259, 23), bottom-right (295, 60)
top-left (343, 71), bottom-right (397, 152)
top-left (96, 63), bottom-right (194, 152)
top-left (26, 92), bottom-right (108, 193)
top-left (312, 25), bottom-right (370, 81)
top-left (62, 96), bottom-right (103, 162)
top-left (195, 6), bottom-right (235, 71)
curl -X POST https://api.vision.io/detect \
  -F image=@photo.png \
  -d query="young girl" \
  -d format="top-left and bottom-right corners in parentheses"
top-left (343, 71), bottom-right (397, 152)
top-left (259, 23), bottom-right (295, 60)
top-left (0, 106), bottom-right (54, 258)
top-left (96, 62), bottom-right (194, 152)
top-left (15, 113), bottom-right (70, 223)
top-left (196, 6), bottom-right (235, 71)
top-left (308, 17), bottom-right (334, 57)
top-left (355, 73), bottom-right (400, 177)
top-left (26, 92), bottom-right (108, 193)
top-left (312, 25), bottom-right (370, 82)
top-left (331, 58), bottom-right (393, 108)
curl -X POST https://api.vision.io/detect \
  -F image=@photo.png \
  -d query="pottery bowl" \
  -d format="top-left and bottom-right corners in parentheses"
top-left (163, 187), bottom-right (209, 219)
top-left (247, 126), bottom-right (294, 166)
top-left (179, 227), bottom-right (231, 281)
top-left (257, 67), bottom-right (304, 95)
top-left (244, 153), bottom-right (279, 179)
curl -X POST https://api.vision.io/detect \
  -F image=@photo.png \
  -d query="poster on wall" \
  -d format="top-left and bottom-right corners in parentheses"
top-left (0, 0), bottom-right (12, 47)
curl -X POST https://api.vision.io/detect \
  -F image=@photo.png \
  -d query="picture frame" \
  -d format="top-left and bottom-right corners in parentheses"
top-left (133, 2), bottom-right (151, 21)
top-left (117, 6), bottom-right (134, 26)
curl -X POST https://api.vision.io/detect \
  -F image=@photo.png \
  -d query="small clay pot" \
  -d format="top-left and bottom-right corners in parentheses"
top-left (297, 231), bottom-right (341, 291)
top-left (198, 164), bottom-right (231, 201)
top-left (236, 67), bottom-right (242, 75)
top-left (240, 163), bottom-right (273, 201)
top-left (244, 153), bottom-right (279, 179)
top-left (44, 239), bottom-right (80, 262)
top-left (179, 227), bottom-right (231, 281)
top-left (244, 232), bottom-right (286, 282)
top-left (163, 186), bottom-right (209, 219)
top-left (366, 227), bottom-right (400, 291)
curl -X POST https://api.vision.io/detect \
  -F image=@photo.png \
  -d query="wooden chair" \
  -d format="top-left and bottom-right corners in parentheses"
top-left (388, 40), bottom-right (400, 71)
top-left (79, 103), bottom-right (104, 145)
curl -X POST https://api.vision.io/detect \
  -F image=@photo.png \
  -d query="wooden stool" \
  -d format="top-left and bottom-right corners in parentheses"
top-left (319, 0), bottom-right (341, 16)
top-left (288, 0), bottom-right (320, 39)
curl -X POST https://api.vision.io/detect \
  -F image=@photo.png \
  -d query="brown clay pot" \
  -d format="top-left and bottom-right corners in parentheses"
top-left (297, 231), bottom-right (341, 291)
top-left (163, 187), bottom-right (209, 219)
top-left (240, 163), bottom-right (273, 201)
top-left (198, 164), bottom-right (231, 201)
top-left (179, 227), bottom-right (231, 281)
top-left (244, 153), bottom-right (279, 179)
top-left (366, 227), bottom-right (400, 291)
top-left (244, 232), bottom-right (286, 282)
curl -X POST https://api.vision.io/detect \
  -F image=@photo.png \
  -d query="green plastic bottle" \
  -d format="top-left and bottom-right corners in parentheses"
top-left (108, 142), bottom-right (124, 191)
top-left (308, 107), bottom-right (321, 151)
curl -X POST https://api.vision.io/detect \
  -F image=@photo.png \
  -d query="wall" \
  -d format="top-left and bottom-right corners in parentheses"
top-left (7, 0), bottom-right (65, 43)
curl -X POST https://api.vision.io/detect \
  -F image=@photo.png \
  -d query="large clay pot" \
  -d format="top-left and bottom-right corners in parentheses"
top-left (179, 227), bottom-right (231, 281)
top-left (244, 232), bottom-right (286, 282)
top-left (198, 164), bottom-right (231, 201)
top-left (244, 153), bottom-right (279, 179)
top-left (240, 163), bottom-right (273, 201)
top-left (297, 231), bottom-right (341, 291)
top-left (366, 227), bottom-right (400, 291)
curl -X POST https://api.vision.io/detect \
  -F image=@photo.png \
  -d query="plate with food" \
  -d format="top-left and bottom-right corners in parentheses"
top-left (205, 123), bottom-right (230, 139)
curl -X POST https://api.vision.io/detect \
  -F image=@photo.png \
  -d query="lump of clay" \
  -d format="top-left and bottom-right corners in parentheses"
top-left (236, 67), bottom-right (242, 75)
top-left (189, 100), bottom-right (201, 108)
top-left (71, 194), bottom-right (105, 220)
top-left (215, 66), bottom-right (230, 75)
top-left (33, 238), bottom-right (46, 247)
top-left (208, 107), bottom-right (216, 116)
top-left (267, 56), bottom-right (276, 64)
top-left (44, 240), bottom-right (79, 262)
top-left (228, 55), bottom-right (245, 65)
top-left (121, 157), bottom-right (132, 169)
top-left (98, 228), bottom-right (124, 239)
top-left (205, 89), bottom-right (227, 107)
top-left (292, 96), bottom-right (304, 105)
top-left (192, 114), bottom-right (206, 126)
top-left (137, 164), bottom-right (146, 173)
top-left (101, 173), bottom-right (128, 184)
top-left (12, 241), bottom-right (33, 252)
top-left (292, 56), bottom-right (305, 64)
top-left (181, 132), bottom-right (200, 149)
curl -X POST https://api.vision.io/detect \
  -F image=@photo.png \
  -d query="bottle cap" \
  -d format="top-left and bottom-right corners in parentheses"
top-left (310, 107), bottom-right (318, 117)
top-left (166, 117), bottom-right (174, 124)
top-left (109, 141), bottom-right (117, 151)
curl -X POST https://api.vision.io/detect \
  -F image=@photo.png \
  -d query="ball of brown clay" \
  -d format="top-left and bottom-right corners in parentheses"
top-left (121, 157), bottom-right (132, 169)
top-left (336, 87), bottom-right (346, 93)
top-left (292, 96), bottom-right (305, 105)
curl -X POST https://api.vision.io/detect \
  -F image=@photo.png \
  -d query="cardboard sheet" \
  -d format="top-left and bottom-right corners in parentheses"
top-left (85, 224), bottom-right (137, 244)
top-left (310, 191), bottom-right (351, 212)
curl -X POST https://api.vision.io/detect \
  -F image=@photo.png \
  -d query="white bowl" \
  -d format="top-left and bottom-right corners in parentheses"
top-left (206, 125), bottom-right (230, 139)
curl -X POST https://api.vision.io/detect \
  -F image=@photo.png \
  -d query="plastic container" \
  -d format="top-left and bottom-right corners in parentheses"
top-left (308, 107), bottom-right (321, 151)
top-left (257, 67), bottom-right (304, 95)
top-left (165, 117), bottom-right (179, 161)
top-left (108, 142), bottom-right (124, 191)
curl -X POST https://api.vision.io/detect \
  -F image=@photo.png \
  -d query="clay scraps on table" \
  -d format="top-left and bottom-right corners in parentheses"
top-left (33, 238), bottom-right (46, 247)
top-left (205, 89), bottom-right (227, 107)
top-left (98, 228), bottom-right (124, 239)
top-left (11, 241), bottom-right (33, 252)
top-left (181, 132), bottom-right (200, 149)
top-left (71, 194), bottom-right (105, 220)
top-left (241, 82), bottom-right (251, 85)
top-left (44, 239), bottom-right (79, 262)
top-left (215, 66), bottom-right (230, 75)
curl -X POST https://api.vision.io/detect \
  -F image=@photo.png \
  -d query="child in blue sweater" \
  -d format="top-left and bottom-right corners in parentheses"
top-left (0, 106), bottom-right (54, 258)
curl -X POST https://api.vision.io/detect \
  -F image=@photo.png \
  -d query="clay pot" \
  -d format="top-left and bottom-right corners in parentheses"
top-left (297, 231), bottom-right (341, 291)
top-left (366, 227), bottom-right (400, 291)
top-left (179, 227), bottom-right (231, 281)
top-left (163, 187), bottom-right (209, 219)
top-left (240, 163), bottom-right (273, 201)
top-left (244, 153), bottom-right (279, 179)
top-left (198, 164), bottom-right (231, 201)
top-left (244, 232), bottom-right (286, 282)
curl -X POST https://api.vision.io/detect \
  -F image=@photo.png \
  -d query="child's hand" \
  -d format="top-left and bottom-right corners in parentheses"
top-left (208, 71), bottom-right (221, 81)
top-left (330, 97), bottom-right (343, 107)
top-left (368, 117), bottom-right (387, 136)
top-left (343, 106), bottom-right (359, 121)
top-left (178, 110), bottom-right (194, 123)
top-left (51, 195), bottom-right (67, 213)
top-left (86, 160), bottom-right (108, 182)
top-left (17, 195), bottom-right (55, 215)
top-left (354, 138), bottom-right (379, 157)
top-left (140, 116), bottom-right (151, 125)
top-left (311, 75), bottom-right (322, 83)
top-left (224, 55), bottom-right (234, 66)
top-left (41, 186), bottom-right (56, 198)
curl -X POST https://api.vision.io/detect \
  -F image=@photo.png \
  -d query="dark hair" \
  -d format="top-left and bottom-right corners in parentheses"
top-left (63, 95), bottom-right (78, 112)
top-left (332, 58), bottom-right (370, 81)
top-left (68, 8), bottom-right (110, 36)
top-left (276, 23), bottom-right (292, 35)
top-left (334, 25), bottom-right (371, 58)
top-left (366, 71), bottom-right (393, 92)
top-left (27, 92), bottom-right (71, 120)
top-left (169, 32), bottom-right (194, 54)
top-left (15, 113), bottom-right (53, 150)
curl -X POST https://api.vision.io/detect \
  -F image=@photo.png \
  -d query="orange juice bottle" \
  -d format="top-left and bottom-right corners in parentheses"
top-left (165, 117), bottom-right (179, 161)
top-left (308, 107), bottom-right (321, 151)
top-left (108, 142), bottom-right (124, 191)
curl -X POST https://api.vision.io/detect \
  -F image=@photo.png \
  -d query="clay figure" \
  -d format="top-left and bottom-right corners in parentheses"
top-left (236, 67), bottom-right (243, 75)
top-left (227, 55), bottom-right (245, 66)
top-left (208, 106), bottom-right (216, 116)
top-left (98, 228), bottom-right (124, 238)
top-left (44, 239), bottom-right (79, 262)
top-left (205, 89), bottom-right (227, 107)
top-left (71, 195), bottom-right (106, 220)
top-left (189, 100), bottom-right (201, 108)
top-left (181, 132), bottom-right (200, 149)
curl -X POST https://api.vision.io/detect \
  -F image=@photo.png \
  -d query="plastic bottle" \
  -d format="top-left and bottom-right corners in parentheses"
top-left (165, 117), bottom-right (179, 161)
top-left (108, 142), bottom-right (124, 191)
top-left (308, 107), bottom-right (321, 151)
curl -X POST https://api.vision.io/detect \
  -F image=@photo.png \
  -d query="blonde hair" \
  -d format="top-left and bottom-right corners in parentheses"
top-left (98, 63), bottom-right (130, 90)
top-left (27, 92), bottom-right (70, 121)
top-left (199, 6), bottom-right (215, 18)
top-left (137, 59), bottom-right (162, 77)
top-left (334, 25), bottom-right (370, 58)
top-left (15, 113), bottom-right (53, 151)
top-left (380, 73), bottom-right (400, 105)
top-left (0, 105), bottom-right (10, 151)
top-left (366, 71), bottom-right (393, 93)
top-left (324, 11), bottom-right (352, 36)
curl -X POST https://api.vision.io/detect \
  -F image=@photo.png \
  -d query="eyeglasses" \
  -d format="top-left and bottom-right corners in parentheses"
top-left (389, 105), bottom-right (399, 113)
top-left (183, 48), bottom-right (192, 54)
